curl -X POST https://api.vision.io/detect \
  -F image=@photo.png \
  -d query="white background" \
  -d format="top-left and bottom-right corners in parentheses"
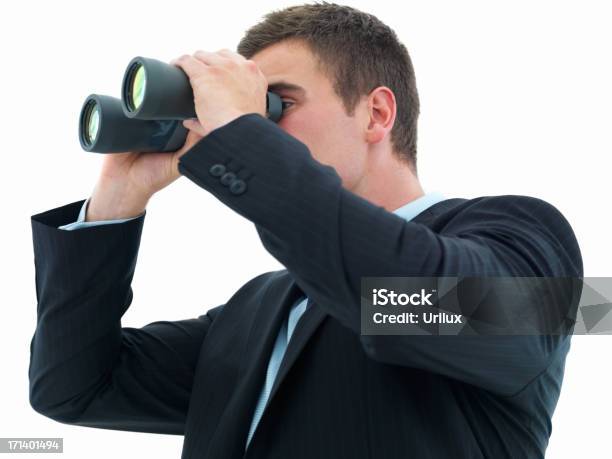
top-left (1, 0), bottom-right (610, 457)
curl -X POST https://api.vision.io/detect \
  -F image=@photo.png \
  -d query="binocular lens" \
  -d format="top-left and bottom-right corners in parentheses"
top-left (82, 100), bottom-right (100, 146)
top-left (126, 63), bottom-right (147, 112)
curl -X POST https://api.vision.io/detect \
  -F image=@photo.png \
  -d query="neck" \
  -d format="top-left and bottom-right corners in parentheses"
top-left (351, 147), bottom-right (424, 212)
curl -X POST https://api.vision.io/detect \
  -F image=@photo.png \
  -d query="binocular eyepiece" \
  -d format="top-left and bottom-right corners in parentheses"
top-left (79, 56), bottom-right (283, 153)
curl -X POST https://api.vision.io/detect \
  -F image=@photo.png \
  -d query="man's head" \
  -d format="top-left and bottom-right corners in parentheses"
top-left (238, 3), bottom-right (422, 203)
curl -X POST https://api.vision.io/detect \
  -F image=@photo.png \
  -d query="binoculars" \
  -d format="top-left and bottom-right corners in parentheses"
top-left (78, 56), bottom-right (284, 153)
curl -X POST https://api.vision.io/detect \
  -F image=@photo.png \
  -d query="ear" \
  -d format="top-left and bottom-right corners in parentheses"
top-left (365, 86), bottom-right (397, 144)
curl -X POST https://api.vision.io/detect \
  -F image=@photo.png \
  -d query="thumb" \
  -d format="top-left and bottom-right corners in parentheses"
top-left (182, 118), bottom-right (208, 137)
top-left (170, 129), bottom-right (204, 177)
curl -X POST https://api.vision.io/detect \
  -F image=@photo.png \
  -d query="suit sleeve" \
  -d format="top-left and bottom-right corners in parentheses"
top-left (177, 113), bottom-right (584, 397)
top-left (29, 199), bottom-right (223, 434)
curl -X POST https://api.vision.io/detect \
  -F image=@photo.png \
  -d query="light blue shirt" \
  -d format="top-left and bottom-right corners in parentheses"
top-left (58, 197), bottom-right (141, 230)
top-left (59, 191), bottom-right (446, 448)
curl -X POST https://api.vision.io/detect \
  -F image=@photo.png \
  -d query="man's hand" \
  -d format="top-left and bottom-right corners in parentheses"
top-left (87, 50), bottom-right (267, 222)
top-left (86, 128), bottom-right (204, 221)
top-left (171, 49), bottom-right (268, 138)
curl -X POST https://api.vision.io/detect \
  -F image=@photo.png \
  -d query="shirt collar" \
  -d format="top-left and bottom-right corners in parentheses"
top-left (392, 191), bottom-right (446, 221)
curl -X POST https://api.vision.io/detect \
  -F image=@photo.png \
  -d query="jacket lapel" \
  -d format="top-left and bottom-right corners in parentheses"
top-left (264, 300), bottom-right (328, 412)
top-left (193, 271), bottom-right (305, 459)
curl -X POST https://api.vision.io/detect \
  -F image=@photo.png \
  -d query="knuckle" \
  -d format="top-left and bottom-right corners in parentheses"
top-left (192, 75), bottom-right (205, 86)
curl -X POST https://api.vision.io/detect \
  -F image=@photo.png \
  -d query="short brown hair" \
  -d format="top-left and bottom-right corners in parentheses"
top-left (238, 2), bottom-right (420, 171)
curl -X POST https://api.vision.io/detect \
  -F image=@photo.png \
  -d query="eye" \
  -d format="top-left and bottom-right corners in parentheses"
top-left (281, 100), bottom-right (294, 110)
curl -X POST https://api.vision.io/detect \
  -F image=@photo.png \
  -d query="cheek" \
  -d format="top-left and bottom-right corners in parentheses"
top-left (276, 106), bottom-right (364, 186)
top-left (277, 108), bottom-right (325, 155)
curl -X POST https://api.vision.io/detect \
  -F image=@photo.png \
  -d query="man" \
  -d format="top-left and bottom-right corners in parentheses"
top-left (29, 3), bottom-right (583, 458)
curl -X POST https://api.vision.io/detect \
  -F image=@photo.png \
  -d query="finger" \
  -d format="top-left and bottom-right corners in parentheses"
top-left (193, 50), bottom-right (228, 66)
top-left (174, 55), bottom-right (207, 79)
top-left (180, 128), bottom-right (203, 153)
top-left (182, 118), bottom-right (207, 137)
top-left (217, 48), bottom-right (242, 59)
top-left (171, 129), bottom-right (203, 175)
top-left (218, 49), bottom-right (249, 66)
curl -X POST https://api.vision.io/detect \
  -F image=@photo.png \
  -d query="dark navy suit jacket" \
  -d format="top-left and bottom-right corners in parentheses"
top-left (30, 114), bottom-right (583, 458)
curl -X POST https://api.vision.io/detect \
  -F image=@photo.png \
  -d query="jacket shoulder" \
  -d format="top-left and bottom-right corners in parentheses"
top-left (440, 194), bottom-right (583, 277)
top-left (439, 194), bottom-right (574, 228)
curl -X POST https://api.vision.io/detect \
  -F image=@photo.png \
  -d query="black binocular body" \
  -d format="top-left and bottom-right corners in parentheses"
top-left (79, 56), bottom-right (283, 153)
